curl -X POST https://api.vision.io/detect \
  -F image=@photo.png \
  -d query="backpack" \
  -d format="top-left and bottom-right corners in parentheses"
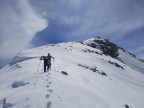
top-left (47, 56), bottom-right (51, 65)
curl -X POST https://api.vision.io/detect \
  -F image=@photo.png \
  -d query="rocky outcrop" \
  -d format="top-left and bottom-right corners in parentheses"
top-left (84, 37), bottom-right (119, 58)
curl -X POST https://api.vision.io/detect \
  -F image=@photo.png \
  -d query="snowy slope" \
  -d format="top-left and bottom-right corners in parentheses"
top-left (0, 40), bottom-right (144, 108)
top-left (116, 48), bottom-right (144, 74)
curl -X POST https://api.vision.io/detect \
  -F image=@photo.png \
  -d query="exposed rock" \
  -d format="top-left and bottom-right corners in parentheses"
top-left (78, 64), bottom-right (107, 76)
top-left (108, 60), bottom-right (124, 70)
top-left (138, 58), bottom-right (144, 63)
top-left (61, 71), bottom-right (68, 76)
top-left (89, 43), bottom-right (97, 48)
top-left (83, 48), bottom-right (102, 55)
top-left (84, 37), bottom-right (119, 58)
top-left (125, 104), bottom-right (129, 108)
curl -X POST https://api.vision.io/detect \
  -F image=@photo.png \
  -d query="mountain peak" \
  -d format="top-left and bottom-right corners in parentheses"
top-left (83, 37), bottom-right (119, 57)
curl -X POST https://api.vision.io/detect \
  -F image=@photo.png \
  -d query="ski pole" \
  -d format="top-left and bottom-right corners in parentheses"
top-left (37, 60), bottom-right (41, 72)
top-left (53, 58), bottom-right (55, 70)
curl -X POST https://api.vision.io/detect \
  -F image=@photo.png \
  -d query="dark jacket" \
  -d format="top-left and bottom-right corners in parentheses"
top-left (47, 55), bottom-right (53, 61)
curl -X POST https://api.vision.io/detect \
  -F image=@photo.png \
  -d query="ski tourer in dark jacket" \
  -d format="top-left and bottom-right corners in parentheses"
top-left (47, 53), bottom-right (54, 65)
top-left (40, 53), bottom-right (54, 72)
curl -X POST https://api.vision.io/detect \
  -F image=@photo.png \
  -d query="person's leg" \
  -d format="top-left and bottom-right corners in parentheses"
top-left (47, 61), bottom-right (51, 71)
top-left (49, 63), bottom-right (51, 71)
top-left (44, 63), bottom-right (46, 72)
top-left (47, 65), bottom-right (49, 71)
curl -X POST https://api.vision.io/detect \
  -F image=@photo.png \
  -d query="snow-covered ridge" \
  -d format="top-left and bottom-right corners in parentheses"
top-left (0, 40), bottom-right (144, 108)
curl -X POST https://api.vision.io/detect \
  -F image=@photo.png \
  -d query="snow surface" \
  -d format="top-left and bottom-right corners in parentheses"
top-left (116, 48), bottom-right (144, 74)
top-left (0, 42), bottom-right (144, 108)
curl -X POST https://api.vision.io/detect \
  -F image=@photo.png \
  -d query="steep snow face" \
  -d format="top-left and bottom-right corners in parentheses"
top-left (0, 42), bottom-right (144, 108)
top-left (116, 48), bottom-right (144, 74)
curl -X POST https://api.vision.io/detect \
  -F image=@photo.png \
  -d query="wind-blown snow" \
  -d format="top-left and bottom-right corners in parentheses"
top-left (0, 42), bottom-right (144, 108)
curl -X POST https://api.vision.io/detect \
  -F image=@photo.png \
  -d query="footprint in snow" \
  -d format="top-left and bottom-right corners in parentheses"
top-left (47, 89), bottom-right (53, 93)
top-left (47, 102), bottom-right (52, 108)
top-left (48, 82), bottom-right (52, 84)
top-left (46, 85), bottom-right (50, 88)
top-left (46, 94), bottom-right (50, 99)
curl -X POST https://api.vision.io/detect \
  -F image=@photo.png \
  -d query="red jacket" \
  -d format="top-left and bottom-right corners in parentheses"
top-left (40, 58), bottom-right (51, 64)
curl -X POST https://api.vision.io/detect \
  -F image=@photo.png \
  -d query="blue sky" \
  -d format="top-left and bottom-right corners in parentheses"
top-left (0, 0), bottom-right (144, 68)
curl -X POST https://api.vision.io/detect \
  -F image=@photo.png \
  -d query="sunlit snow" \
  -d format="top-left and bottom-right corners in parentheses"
top-left (0, 39), bottom-right (144, 108)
